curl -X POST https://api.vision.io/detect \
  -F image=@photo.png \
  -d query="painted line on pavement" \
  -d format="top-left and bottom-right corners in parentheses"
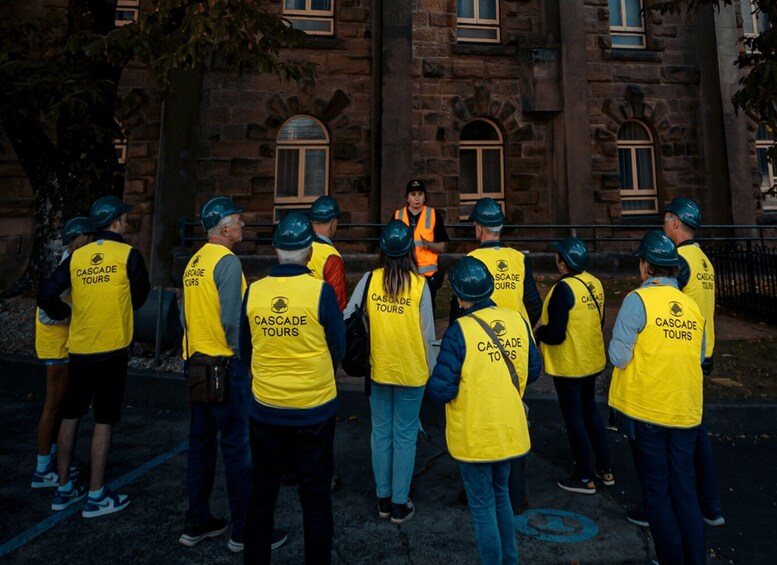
top-left (515, 508), bottom-right (599, 543)
top-left (0, 441), bottom-right (188, 559)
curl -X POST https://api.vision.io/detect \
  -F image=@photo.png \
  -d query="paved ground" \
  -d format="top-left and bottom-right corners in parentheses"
top-left (1, 371), bottom-right (775, 564)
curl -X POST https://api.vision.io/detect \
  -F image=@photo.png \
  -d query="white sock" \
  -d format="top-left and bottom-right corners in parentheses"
top-left (58, 479), bottom-right (73, 492)
top-left (36, 454), bottom-right (52, 473)
top-left (89, 486), bottom-right (105, 499)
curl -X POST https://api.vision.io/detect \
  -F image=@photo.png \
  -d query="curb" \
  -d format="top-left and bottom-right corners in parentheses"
top-left (3, 352), bottom-right (776, 434)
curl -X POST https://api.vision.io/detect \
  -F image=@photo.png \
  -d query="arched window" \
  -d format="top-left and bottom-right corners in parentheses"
top-left (457, 0), bottom-right (500, 43)
top-left (609, 0), bottom-right (646, 48)
top-left (459, 119), bottom-right (504, 219)
top-left (275, 116), bottom-right (329, 218)
top-left (617, 121), bottom-right (657, 215)
top-left (757, 123), bottom-right (777, 210)
top-left (284, 0), bottom-right (334, 36)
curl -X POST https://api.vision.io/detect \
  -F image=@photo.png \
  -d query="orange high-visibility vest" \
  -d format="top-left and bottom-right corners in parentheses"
top-left (394, 206), bottom-right (438, 276)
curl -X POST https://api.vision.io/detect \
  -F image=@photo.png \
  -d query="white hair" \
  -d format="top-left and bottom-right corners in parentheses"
top-left (277, 247), bottom-right (311, 265)
top-left (207, 214), bottom-right (235, 238)
top-left (483, 224), bottom-right (503, 235)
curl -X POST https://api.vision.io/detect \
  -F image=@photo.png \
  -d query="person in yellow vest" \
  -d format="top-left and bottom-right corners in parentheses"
top-left (343, 219), bottom-right (437, 525)
top-left (458, 197), bottom-right (542, 326)
top-left (37, 195), bottom-right (150, 517)
top-left (535, 237), bottom-right (613, 495)
top-left (608, 230), bottom-right (706, 565)
top-left (178, 196), bottom-right (286, 553)
top-left (241, 212), bottom-right (345, 564)
top-left (428, 257), bottom-right (540, 564)
top-left (31, 217), bottom-right (94, 489)
top-left (393, 178), bottom-right (449, 312)
top-left (308, 195), bottom-right (347, 312)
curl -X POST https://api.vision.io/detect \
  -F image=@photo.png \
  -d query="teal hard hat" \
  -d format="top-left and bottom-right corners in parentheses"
top-left (664, 197), bottom-right (702, 230)
top-left (380, 220), bottom-right (414, 258)
top-left (469, 197), bottom-right (505, 228)
top-left (89, 195), bottom-right (132, 229)
top-left (201, 196), bottom-right (244, 231)
top-left (62, 216), bottom-right (94, 245)
top-left (449, 256), bottom-right (495, 303)
top-left (309, 195), bottom-right (341, 222)
top-left (272, 212), bottom-right (314, 250)
top-left (636, 230), bottom-right (680, 267)
top-left (552, 237), bottom-right (589, 272)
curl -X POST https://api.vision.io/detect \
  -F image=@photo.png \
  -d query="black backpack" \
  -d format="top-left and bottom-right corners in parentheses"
top-left (341, 272), bottom-right (373, 386)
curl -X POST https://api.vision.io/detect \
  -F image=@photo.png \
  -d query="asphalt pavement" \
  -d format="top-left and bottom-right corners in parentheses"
top-left (0, 359), bottom-right (775, 564)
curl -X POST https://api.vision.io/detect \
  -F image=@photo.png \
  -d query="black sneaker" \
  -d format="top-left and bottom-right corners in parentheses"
top-left (390, 499), bottom-right (415, 525)
top-left (227, 532), bottom-right (244, 553)
top-left (179, 517), bottom-right (229, 547)
top-left (703, 514), bottom-right (725, 527)
top-left (271, 528), bottom-right (288, 550)
top-left (557, 476), bottom-right (596, 495)
top-left (626, 508), bottom-right (649, 527)
top-left (594, 469), bottom-right (615, 487)
top-left (377, 497), bottom-right (391, 519)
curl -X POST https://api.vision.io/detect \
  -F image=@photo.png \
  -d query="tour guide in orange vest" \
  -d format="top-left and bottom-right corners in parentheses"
top-left (608, 230), bottom-right (706, 565)
top-left (37, 195), bottom-right (150, 518)
top-left (240, 212), bottom-right (345, 564)
top-left (393, 178), bottom-right (449, 310)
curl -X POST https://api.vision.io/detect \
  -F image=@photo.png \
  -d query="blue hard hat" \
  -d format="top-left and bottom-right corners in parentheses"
top-left (636, 230), bottom-right (680, 267)
top-left (552, 237), bottom-right (589, 272)
top-left (272, 212), bottom-right (314, 250)
top-left (89, 195), bottom-right (132, 229)
top-left (309, 195), bottom-right (341, 222)
top-left (201, 196), bottom-right (244, 231)
top-left (449, 256), bottom-right (495, 303)
top-left (380, 220), bottom-right (414, 258)
top-left (62, 216), bottom-right (94, 245)
top-left (664, 197), bottom-right (702, 230)
top-left (469, 197), bottom-right (505, 227)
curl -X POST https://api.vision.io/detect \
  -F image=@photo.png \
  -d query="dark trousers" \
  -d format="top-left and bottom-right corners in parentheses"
top-left (186, 358), bottom-right (251, 536)
top-left (245, 416), bottom-right (336, 565)
top-left (632, 422), bottom-right (705, 565)
top-left (695, 423), bottom-right (723, 519)
top-left (507, 455), bottom-right (526, 510)
top-left (552, 375), bottom-right (612, 480)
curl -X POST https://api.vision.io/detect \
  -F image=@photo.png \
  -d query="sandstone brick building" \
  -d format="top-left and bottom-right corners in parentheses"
top-left (1, 0), bottom-right (774, 289)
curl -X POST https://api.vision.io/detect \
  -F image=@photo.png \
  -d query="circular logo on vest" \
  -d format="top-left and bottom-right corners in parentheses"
top-left (192, 255), bottom-right (201, 267)
top-left (515, 509), bottom-right (599, 543)
top-left (90, 253), bottom-right (104, 265)
top-left (702, 258), bottom-right (709, 271)
top-left (271, 297), bottom-right (289, 313)
top-left (669, 301), bottom-right (684, 317)
top-left (490, 320), bottom-right (507, 336)
top-left (497, 260), bottom-right (509, 272)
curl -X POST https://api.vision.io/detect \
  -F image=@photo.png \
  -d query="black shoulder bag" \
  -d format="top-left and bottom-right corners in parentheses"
top-left (184, 315), bottom-right (229, 404)
top-left (342, 272), bottom-right (374, 388)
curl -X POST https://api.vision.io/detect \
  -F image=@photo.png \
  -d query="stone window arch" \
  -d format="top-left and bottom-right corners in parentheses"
top-left (459, 118), bottom-right (504, 219)
top-left (617, 120), bottom-right (658, 215)
top-left (275, 115), bottom-right (330, 219)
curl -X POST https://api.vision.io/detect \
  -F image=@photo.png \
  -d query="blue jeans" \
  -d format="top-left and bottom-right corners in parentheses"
top-left (695, 423), bottom-right (722, 518)
top-left (245, 416), bottom-right (336, 565)
top-left (369, 382), bottom-right (425, 504)
top-left (508, 456), bottom-right (526, 510)
top-left (459, 460), bottom-right (519, 565)
top-left (632, 421), bottom-right (705, 565)
top-left (552, 375), bottom-right (611, 480)
top-left (185, 357), bottom-right (251, 536)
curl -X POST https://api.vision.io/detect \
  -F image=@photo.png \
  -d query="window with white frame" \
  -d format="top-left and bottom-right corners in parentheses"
top-left (741, 0), bottom-right (770, 39)
top-left (275, 116), bottom-right (329, 218)
top-left (115, 0), bottom-right (139, 27)
top-left (284, 0), bottom-right (334, 36)
top-left (757, 123), bottom-right (777, 210)
top-left (617, 121), bottom-right (658, 215)
top-left (459, 119), bottom-right (504, 219)
top-left (457, 0), bottom-right (500, 43)
top-left (609, 0), bottom-right (646, 48)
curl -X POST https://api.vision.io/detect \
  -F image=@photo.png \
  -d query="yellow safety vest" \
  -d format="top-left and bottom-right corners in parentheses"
top-left (394, 206), bottom-right (438, 276)
top-left (67, 239), bottom-right (133, 354)
top-left (182, 243), bottom-right (247, 359)
top-left (540, 272), bottom-right (606, 377)
top-left (445, 306), bottom-right (531, 462)
top-left (468, 246), bottom-right (529, 321)
top-left (246, 274), bottom-right (336, 409)
top-left (367, 268), bottom-right (429, 387)
top-left (35, 307), bottom-right (70, 360)
top-left (308, 240), bottom-right (342, 281)
top-left (678, 243), bottom-right (715, 358)
top-left (608, 285), bottom-right (704, 428)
